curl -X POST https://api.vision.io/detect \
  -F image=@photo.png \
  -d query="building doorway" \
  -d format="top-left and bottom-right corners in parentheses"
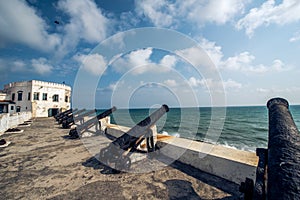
top-left (48, 108), bottom-right (59, 117)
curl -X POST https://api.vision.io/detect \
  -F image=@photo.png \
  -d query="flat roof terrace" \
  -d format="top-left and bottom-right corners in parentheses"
top-left (0, 118), bottom-right (243, 199)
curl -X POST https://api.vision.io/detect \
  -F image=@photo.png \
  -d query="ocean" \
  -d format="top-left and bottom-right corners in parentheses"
top-left (105, 105), bottom-right (300, 152)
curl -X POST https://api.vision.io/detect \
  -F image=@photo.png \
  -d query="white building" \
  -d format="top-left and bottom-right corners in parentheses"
top-left (0, 92), bottom-right (15, 114)
top-left (3, 80), bottom-right (71, 117)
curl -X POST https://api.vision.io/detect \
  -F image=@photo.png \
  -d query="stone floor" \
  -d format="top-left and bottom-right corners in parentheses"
top-left (0, 118), bottom-right (243, 199)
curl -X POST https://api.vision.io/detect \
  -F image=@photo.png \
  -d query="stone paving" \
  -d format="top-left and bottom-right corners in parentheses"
top-left (0, 117), bottom-right (243, 199)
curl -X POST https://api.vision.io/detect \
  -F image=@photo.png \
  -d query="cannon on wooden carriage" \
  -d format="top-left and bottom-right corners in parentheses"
top-left (240, 98), bottom-right (300, 200)
top-left (69, 107), bottom-right (117, 139)
top-left (99, 104), bottom-right (169, 171)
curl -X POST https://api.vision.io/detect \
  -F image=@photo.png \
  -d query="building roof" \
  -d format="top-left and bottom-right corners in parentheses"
top-left (0, 100), bottom-right (15, 105)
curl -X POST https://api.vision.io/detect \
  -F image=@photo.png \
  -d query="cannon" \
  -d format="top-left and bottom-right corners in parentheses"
top-left (58, 109), bottom-right (85, 125)
top-left (62, 109), bottom-right (95, 129)
top-left (54, 108), bottom-right (72, 120)
top-left (56, 109), bottom-right (77, 123)
top-left (58, 109), bottom-right (79, 124)
top-left (99, 104), bottom-right (169, 171)
top-left (240, 98), bottom-right (300, 200)
top-left (69, 107), bottom-right (117, 139)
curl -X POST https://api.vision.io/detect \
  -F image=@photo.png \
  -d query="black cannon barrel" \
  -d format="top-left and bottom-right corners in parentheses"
top-left (61, 109), bottom-right (86, 128)
top-left (72, 109), bottom-right (97, 122)
top-left (58, 109), bottom-right (78, 124)
top-left (57, 109), bottom-right (77, 121)
top-left (55, 109), bottom-right (72, 119)
top-left (267, 98), bottom-right (300, 200)
top-left (113, 104), bottom-right (169, 150)
top-left (76, 107), bottom-right (117, 132)
top-left (62, 109), bottom-right (85, 121)
top-left (96, 106), bottom-right (117, 120)
top-left (56, 109), bottom-right (71, 121)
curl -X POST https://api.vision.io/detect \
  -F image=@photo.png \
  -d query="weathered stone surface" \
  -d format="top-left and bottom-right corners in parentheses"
top-left (0, 117), bottom-right (242, 199)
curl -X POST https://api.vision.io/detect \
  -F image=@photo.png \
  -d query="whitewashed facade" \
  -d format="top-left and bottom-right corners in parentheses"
top-left (3, 80), bottom-right (71, 117)
top-left (0, 92), bottom-right (15, 114)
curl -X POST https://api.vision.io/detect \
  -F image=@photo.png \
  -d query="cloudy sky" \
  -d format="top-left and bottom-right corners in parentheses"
top-left (1, 0), bottom-right (300, 108)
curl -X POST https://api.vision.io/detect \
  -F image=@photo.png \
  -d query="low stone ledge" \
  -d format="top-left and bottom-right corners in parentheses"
top-left (106, 124), bottom-right (258, 184)
top-left (157, 137), bottom-right (258, 184)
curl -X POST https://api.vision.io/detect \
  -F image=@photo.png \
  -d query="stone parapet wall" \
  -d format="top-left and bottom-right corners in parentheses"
top-left (0, 112), bottom-right (32, 133)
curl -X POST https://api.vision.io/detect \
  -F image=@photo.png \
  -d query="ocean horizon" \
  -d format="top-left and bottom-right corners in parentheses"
top-left (97, 105), bottom-right (300, 152)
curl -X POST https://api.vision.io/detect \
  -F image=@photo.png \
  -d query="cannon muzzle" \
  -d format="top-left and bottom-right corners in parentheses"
top-left (267, 98), bottom-right (300, 200)
top-left (241, 98), bottom-right (300, 200)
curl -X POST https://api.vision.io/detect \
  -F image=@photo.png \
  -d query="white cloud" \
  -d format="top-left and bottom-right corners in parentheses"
top-left (222, 52), bottom-right (256, 71)
top-left (223, 79), bottom-right (242, 90)
top-left (289, 30), bottom-right (300, 42)
top-left (73, 53), bottom-right (107, 76)
top-left (187, 77), bottom-right (206, 87)
top-left (0, 58), bottom-right (53, 75)
top-left (112, 48), bottom-right (152, 73)
top-left (135, 0), bottom-right (175, 27)
top-left (184, 0), bottom-right (248, 25)
top-left (135, 0), bottom-right (249, 27)
top-left (236, 0), bottom-right (300, 37)
top-left (196, 38), bottom-right (291, 74)
top-left (175, 46), bottom-right (214, 68)
top-left (11, 60), bottom-right (26, 72)
top-left (57, 0), bottom-right (108, 43)
top-left (164, 79), bottom-right (177, 87)
top-left (187, 76), bottom-right (241, 91)
top-left (0, 0), bottom-right (60, 51)
top-left (160, 55), bottom-right (177, 68)
top-left (111, 48), bottom-right (176, 75)
top-left (199, 38), bottom-right (223, 67)
top-left (55, 0), bottom-right (109, 57)
top-left (221, 52), bottom-right (290, 74)
top-left (31, 58), bottom-right (53, 75)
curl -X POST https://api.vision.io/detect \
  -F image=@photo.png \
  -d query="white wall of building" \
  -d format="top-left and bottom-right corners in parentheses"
top-left (3, 80), bottom-right (71, 117)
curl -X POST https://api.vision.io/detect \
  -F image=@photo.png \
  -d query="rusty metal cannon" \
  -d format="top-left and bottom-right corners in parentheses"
top-left (240, 98), bottom-right (300, 200)
top-left (99, 104), bottom-right (169, 171)
top-left (69, 107), bottom-right (117, 139)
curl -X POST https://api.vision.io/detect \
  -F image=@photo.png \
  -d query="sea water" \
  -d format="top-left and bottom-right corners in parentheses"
top-left (102, 105), bottom-right (300, 152)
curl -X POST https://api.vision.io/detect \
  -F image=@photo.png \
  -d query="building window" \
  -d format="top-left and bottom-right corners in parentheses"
top-left (12, 93), bottom-right (15, 101)
top-left (28, 92), bottom-right (31, 100)
top-left (53, 94), bottom-right (59, 102)
top-left (42, 93), bottom-right (47, 100)
top-left (33, 92), bottom-right (40, 100)
top-left (65, 95), bottom-right (68, 103)
top-left (17, 91), bottom-right (23, 101)
top-left (16, 106), bottom-right (21, 112)
top-left (11, 106), bottom-right (14, 110)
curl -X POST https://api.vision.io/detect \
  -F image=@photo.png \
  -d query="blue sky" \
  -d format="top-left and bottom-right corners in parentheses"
top-left (1, 0), bottom-right (300, 108)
